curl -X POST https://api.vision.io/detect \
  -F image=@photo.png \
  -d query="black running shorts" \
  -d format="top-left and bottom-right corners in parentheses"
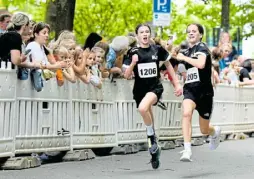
top-left (183, 89), bottom-right (213, 120)
top-left (133, 84), bottom-right (163, 108)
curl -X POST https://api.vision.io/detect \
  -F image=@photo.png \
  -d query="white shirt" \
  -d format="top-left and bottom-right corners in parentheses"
top-left (26, 41), bottom-right (48, 65)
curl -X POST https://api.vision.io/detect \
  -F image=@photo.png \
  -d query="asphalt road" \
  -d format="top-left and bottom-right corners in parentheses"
top-left (1, 138), bottom-right (254, 179)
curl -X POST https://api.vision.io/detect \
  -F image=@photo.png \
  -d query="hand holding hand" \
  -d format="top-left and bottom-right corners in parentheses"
top-left (174, 83), bottom-right (183, 97)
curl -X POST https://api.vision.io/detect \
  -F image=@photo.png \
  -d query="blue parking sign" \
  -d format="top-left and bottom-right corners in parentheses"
top-left (153, 0), bottom-right (171, 26)
top-left (153, 0), bottom-right (171, 13)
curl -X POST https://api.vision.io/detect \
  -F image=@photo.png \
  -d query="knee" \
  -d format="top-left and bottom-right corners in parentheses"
top-left (138, 105), bottom-right (149, 115)
top-left (182, 110), bottom-right (192, 121)
top-left (200, 127), bottom-right (209, 135)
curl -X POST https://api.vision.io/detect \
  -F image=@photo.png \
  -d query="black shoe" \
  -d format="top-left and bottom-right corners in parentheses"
top-left (150, 144), bottom-right (161, 169)
top-left (148, 136), bottom-right (161, 169)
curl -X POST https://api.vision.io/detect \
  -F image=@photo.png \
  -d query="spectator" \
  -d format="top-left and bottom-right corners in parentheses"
top-left (218, 43), bottom-right (232, 71)
top-left (211, 47), bottom-right (223, 85)
top-left (26, 22), bottom-right (67, 71)
top-left (54, 46), bottom-right (76, 84)
top-left (231, 60), bottom-right (254, 86)
top-left (237, 55), bottom-right (247, 65)
top-left (94, 41), bottom-right (109, 58)
top-left (73, 46), bottom-right (86, 77)
top-left (0, 13), bottom-right (39, 69)
top-left (211, 47), bottom-right (222, 74)
top-left (58, 39), bottom-right (76, 58)
top-left (83, 32), bottom-right (102, 50)
top-left (49, 30), bottom-right (75, 50)
top-left (106, 36), bottom-right (129, 75)
top-left (0, 13), bottom-right (11, 33)
top-left (86, 50), bottom-right (102, 89)
top-left (91, 47), bottom-right (106, 78)
top-left (26, 22), bottom-right (67, 91)
top-left (221, 60), bottom-right (239, 85)
top-left (218, 31), bottom-right (237, 59)
top-left (75, 50), bottom-right (102, 89)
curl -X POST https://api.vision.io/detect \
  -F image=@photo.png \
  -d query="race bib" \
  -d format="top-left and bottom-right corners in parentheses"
top-left (137, 62), bottom-right (157, 78)
top-left (185, 67), bottom-right (200, 84)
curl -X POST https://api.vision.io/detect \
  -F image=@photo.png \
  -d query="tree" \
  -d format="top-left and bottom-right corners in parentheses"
top-left (74, 0), bottom-right (152, 43)
top-left (221, 0), bottom-right (230, 32)
top-left (55, 0), bottom-right (76, 39)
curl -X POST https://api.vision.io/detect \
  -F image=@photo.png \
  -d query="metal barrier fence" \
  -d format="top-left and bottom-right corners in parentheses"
top-left (0, 67), bottom-right (254, 159)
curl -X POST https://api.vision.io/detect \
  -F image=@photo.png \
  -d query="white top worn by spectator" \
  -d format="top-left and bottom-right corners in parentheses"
top-left (91, 65), bottom-right (101, 78)
top-left (26, 41), bottom-right (48, 72)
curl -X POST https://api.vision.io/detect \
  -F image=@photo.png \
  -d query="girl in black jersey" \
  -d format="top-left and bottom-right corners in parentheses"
top-left (176, 23), bottom-right (221, 162)
top-left (124, 24), bottom-right (182, 169)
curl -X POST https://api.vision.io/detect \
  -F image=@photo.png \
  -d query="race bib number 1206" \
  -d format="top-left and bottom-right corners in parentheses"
top-left (137, 62), bottom-right (157, 78)
top-left (185, 67), bottom-right (200, 84)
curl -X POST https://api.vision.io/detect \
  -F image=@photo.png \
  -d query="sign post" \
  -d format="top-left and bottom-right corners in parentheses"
top-left (153, 0), bottom-right (171, 27)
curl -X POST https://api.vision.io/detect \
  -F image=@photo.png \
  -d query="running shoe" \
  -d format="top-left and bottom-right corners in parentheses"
top-left (148, 136), bottom-right (161, 169)
top-left (209, 126), bottom-right (221, 150)
top-left (180, 149), bottom-right (192, 162)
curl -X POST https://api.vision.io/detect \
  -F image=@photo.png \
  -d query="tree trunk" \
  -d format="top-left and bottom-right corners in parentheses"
top-left (221, 0), bottom-right (230, 32)
top-left (45, 1), bottom-right (56, 31)
top-left (55, 0), bottom-right (76, 39)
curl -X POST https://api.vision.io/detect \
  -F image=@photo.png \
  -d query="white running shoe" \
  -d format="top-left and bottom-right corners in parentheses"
top-left (209, 126), bottom-right (222, 150)
top-left (180, 149), bottom-right (192, 162)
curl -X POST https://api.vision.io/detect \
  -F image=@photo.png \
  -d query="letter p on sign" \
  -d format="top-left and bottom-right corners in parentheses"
top-left (157, 0), bottom-right (167, 11)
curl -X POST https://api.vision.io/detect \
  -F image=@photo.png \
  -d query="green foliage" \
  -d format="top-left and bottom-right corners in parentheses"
top-left (230, 0), bottom-right (254, 38)
top-left (74, 0), bottom-right (152, 44)
top-left (2, 0), bottom-right (48, 22)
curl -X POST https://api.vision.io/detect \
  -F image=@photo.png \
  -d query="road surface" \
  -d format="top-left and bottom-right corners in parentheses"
top-left (1, 138), bottom-right (254, 179)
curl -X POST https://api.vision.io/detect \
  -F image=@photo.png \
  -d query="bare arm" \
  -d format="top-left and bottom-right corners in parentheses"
top-left (124, 54), bottom-right (138, 79)
top-left (10, 50), bottom-right (24, 66)
top-left (47, 54), bottom-right (56, 64)
top-left (73, 59), bottom-right (86, 75)
top-left (63, 67), bottom-right (76, 83)
top-left (177, 53), bottom-right (206, 69)
top-left (164, 61), bottom-right (180, 88)
top-left (239, 78), bottom-right (254, 86)
top-left (10, 50), bottom-right (42, 68)
top-left (46, 61), bottom-right (67, 70)
top-left (78, 68), bottom-right (91, 84)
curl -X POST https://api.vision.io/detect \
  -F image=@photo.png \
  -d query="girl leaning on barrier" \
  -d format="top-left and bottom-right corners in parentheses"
top-left (26, 22), bottom-right (68, 91)
top-left (231, 60), bottom-right (254, 86)
top-left (124, 23), bottom-right (182, 169)
top-left (176, 23), bottom-right (221, 162)
top-left (53, 46), bottom-right (76, 85)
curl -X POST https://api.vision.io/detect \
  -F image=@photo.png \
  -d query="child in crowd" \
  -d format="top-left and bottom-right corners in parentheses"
top-left (80, 50), bottom-right (102, 89)
top-left (53, 46), bottom-right (76, 85)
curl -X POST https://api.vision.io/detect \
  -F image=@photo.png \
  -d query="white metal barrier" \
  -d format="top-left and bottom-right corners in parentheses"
top-left (72, 80), bottom-right (117, 149)
top-left (0, 68), bottom-right (254, 159)
top-left (0, 70), bottom-right (16, 158)
top-left (15, 77), bottom-right (71, 154)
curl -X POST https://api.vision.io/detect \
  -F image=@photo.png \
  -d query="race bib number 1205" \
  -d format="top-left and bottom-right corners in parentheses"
top-left (185, 67), bottom-right (200, 84)
top-left (137, 62), bottom-right (157, 78)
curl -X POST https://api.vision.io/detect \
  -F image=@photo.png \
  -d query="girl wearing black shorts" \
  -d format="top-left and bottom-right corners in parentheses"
top-left (176, 23), bottom-right (221, 162)
top-left (124, 24), bottom-right (182, 169)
